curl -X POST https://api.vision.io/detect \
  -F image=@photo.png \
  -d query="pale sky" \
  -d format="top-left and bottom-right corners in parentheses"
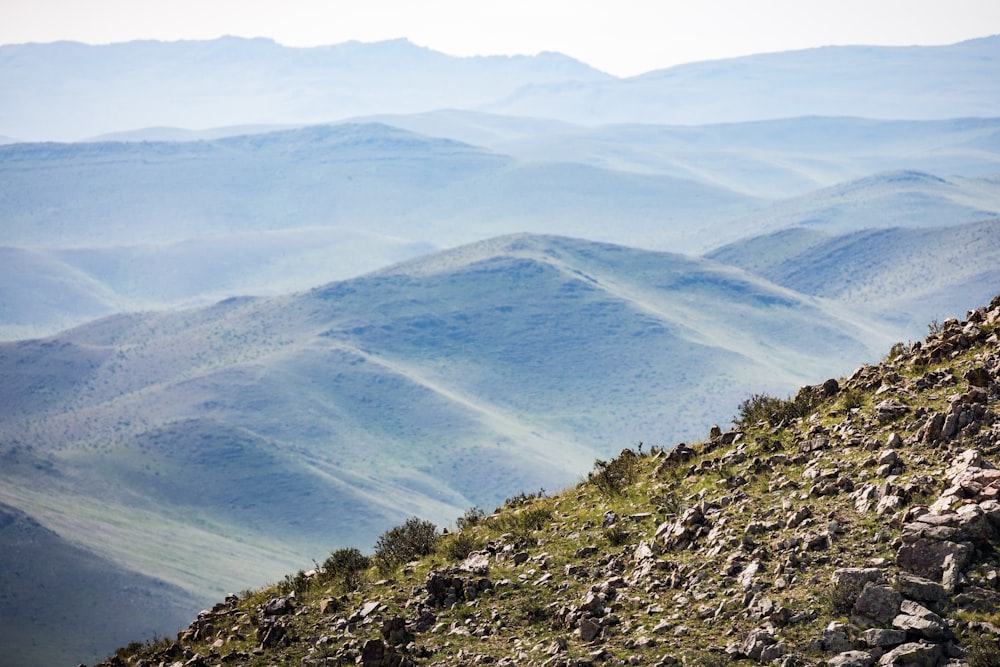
top-left (2, 0), bottom-right (999, 77)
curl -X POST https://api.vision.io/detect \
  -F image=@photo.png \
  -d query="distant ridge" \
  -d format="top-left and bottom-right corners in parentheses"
top-left (0, 37), bottom-right (611, 141)
top-left (483, 36), bottom-right (1000, 125)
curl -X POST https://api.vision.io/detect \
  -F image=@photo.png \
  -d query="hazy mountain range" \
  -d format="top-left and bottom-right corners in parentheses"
top-left (1, 35), bottom-right (999, 667)
top-left (1, 36), bottom-right (998, 142)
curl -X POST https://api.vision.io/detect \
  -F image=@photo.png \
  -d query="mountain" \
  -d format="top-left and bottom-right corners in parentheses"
top-left (5, 117), bottom-right (1000, 341)
top-left (3, 37), bottom-right (997, 141)
top-left (0, 234), bottom-right (914, 664)
top-left (0, 122), bottom-right (757, 339)
top-left (484, 37), bottom-right (1000, 125)
top-left (0, 502), bottom-right (200, 667)
top-left (360, 113), bottom-right (1000, 199)
top-left (97, 296), bottom-right (1000, 667)
top-left (715, 171), bottom-right (1000, 242)
top-left (705, 218), bottom-right (1000, 331)
top-left (0, 37), bottom-right (611, 142)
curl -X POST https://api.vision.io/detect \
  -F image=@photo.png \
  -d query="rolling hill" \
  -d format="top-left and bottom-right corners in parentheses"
top-left (705, 217), bottom-right (1000, 331)
top-left (0, 234), bottom-right (916, 663)
top-left (0, 122), bottom-right (757, 339)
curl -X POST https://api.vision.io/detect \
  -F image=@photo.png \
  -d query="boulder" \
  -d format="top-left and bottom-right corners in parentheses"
top-left (891, 600), bottom-right (952, 640)
top-left (853, 585), bottom-right (902, 624)
top-left (877, 641), bottom-right (941, 666)
top-left (827, 651), bottom-right (875, 667)
top-left (896, 538), bottom-right (971, 581)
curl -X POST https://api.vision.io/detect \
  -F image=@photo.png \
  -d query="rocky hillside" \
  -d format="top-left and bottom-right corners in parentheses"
top-left (96, 297), bottom-right (1000, 667)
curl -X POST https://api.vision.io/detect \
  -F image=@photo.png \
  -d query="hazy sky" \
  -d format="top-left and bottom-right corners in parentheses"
top-left (3, 0), bottom-right (999, 76)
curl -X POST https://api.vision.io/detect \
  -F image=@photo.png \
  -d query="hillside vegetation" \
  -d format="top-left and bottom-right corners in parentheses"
top-left (100, 296), bottom-right (1000, 667)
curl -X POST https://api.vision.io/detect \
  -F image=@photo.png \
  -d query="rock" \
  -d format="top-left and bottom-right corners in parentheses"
top-left (894, 573), bottom-right (947, 607)
top-left (954, 586), bottom-right (1000, 613)
top-left (759, 642), bottom-right (787, 662)
top-left (896, 538), bottom-right (971, 581)
top-left (891, 600), bottom-right (952, 640)
top-left (877, 641), bottom-right (941, 666)
top-left (861, 628), bottom-right (907, 648)
top-left (878, 450), bottom-right (899, 467)
top-left (823, 622), bottom-right (854, 654)
top-left (381, 616), bottom-right (413, 647)
top-left (832, 568), bottom-right (886, 610)
top-left (853, 585), bottom-right (902, 624)
top-left (361, 639), bottom-right (385, 667)
top-left (460, 551), bottom-right (491, 575)
top-left (875, 401), bottom-right (908, 424)
top-left (737, 560), bottom-right (761, 591)
top-left (740, 627), bottom-right (776, 661)
top-left (579, 591), bottom-right (606, 616)
top-left (827, 650), bottom-right (875, 667)
top-left (577, 618), bottom-right (601, 642)
top-left (261, 596), bottom-right (294, 616)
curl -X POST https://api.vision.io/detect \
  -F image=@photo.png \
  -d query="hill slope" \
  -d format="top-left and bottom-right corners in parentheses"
top-left (100, 296), bottom-right (1000, 667)
top-left (0, 502), bottom-right (200, 667)
top-left (705, 218), bottom-right (1000, 331)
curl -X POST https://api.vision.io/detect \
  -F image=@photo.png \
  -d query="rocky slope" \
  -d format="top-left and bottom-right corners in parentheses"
top-left (96, 297), bottom-right (1000, 667)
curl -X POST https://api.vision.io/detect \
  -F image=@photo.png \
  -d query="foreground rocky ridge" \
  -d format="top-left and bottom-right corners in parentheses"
top-left (99, 297), bottom-right (1000, 667)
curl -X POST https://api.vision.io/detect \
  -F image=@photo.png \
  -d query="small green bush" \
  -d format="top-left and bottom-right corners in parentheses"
top-left (588, 448), bottom-right (639, 496)
top-left (321, 547), bottom-right (370, 591)
top-left (438, 531), bottom-right (481, 561)
top-left (373, 517), bottom-right (439, 574)
top-left (967, 632), bottom-right (1000, 667)
top-left (489, 505), bottom-right (553, 535)
top-left (735, 387), bottom-right (823, 428)
top-left (456, 506), bottom-right (486, 531)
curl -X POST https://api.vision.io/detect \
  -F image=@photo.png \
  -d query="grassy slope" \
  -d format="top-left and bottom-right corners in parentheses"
top-left (102, 295), bottom-right (1000, 667)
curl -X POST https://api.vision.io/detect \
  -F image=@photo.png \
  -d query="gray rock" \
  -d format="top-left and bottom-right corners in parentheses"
top-left (823, 622), bottom-right (854, 654)
top-left (460, 551), bottom-right (491, 575)
top-left (740, 627), bottom-right (775, 661)
top-left (896, 538), bottom-right (971, 580)
top-left (759, 642), bottom-right (787, 663)
top-left (853, 585), bottom-right (902, 624)
top-left (578, 618), bottom-right (601, 642)
top-left (894, 573), bottom-right (947, 606)
top-left (827, 650), bottom-right (875, 667)
top-left (892, 600), bottom-right (952, 640)
top-left (832, 568), bottom-right (887, 609)
top-left (861, 628), bottom-right (907, 648)
top-left (877, 641), bottom-right (942, 666)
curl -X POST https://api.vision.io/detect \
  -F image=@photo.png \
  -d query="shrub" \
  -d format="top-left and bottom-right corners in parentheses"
top-left (456, 506), bottom-right (486, 531)
top-left (438, 531), bottom-right (481, 561)
top-left (373, 517), bottom-right (439, 574)
top-left (588, 448), bottom-right (639, 496)
top-left (967, 632), bottom-right (1000, 667)
top-left (321, 547), bottom-right (370, 591)
top-left (735, 387), bottom-right (824, 428)
top-left (489, 505), bottom-right (553, 535)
